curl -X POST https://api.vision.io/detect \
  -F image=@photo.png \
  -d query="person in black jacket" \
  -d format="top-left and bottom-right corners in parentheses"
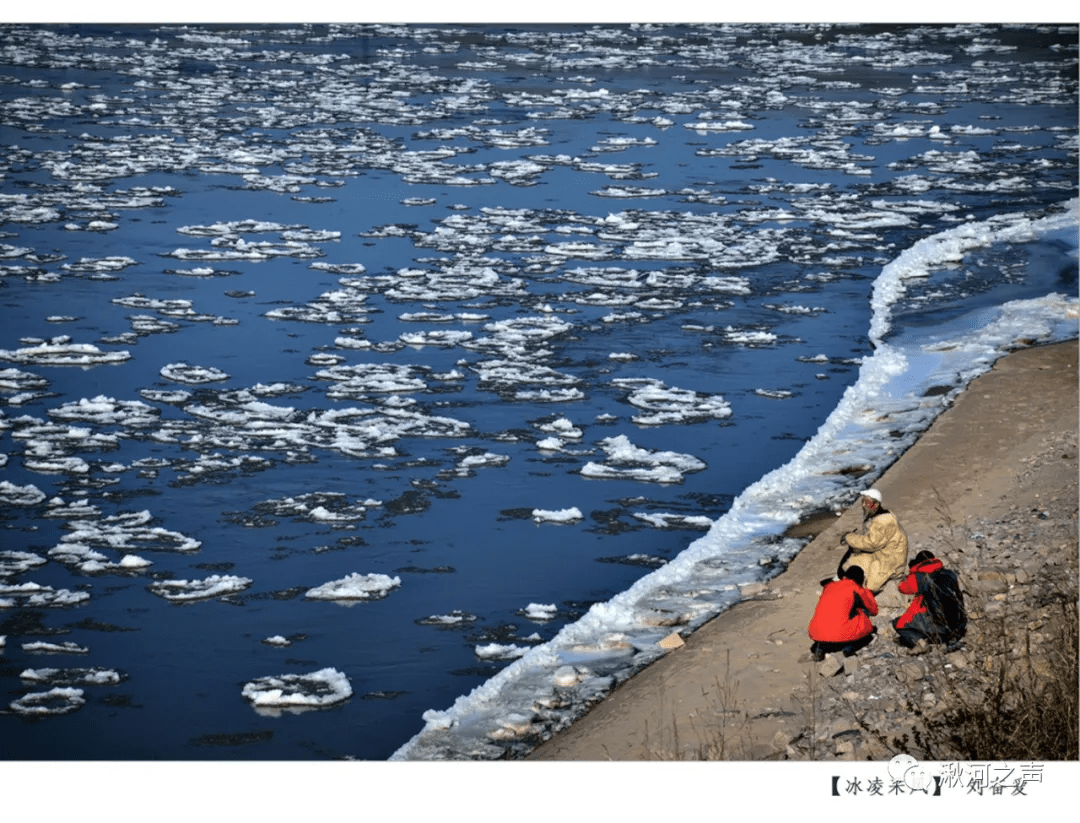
top-left (892, 550), bottom-right (967, 651)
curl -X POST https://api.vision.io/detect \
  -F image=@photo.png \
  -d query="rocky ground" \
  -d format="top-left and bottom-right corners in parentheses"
top-left (782, 424), bottom-right (1079, 761)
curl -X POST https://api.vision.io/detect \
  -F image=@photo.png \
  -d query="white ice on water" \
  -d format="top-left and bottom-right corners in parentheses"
top-left (391, 199), bottom-right (1079, 760)
top-left (0, 338), bottom-right (130, 367)
top-left (241, 667), bottom-right (352, 712)
top-left (22, 641), bottom-right (89, 654)
top-left (20, 667), bottom-right (123, 685)
top-left (475, 643), bottom-right (530, 660)
top-left (580, 434), bottom-right (707, 484)
top-left (160, 363), bottom-right (231, 385)
top-left (0, 481), bottom-right (46, 507)
top-left (531, 507), bottom-right (583, 524)
top-left (9, 687), bottom-right (86, 716)
top-left (304, 572), bottom-right (402, 601)
top-left (0, 581), bottom-right (90, 608)
top-left (148, 574), bottom-right (252, 602)
top-left (521, 603), bottom-right (558, 621)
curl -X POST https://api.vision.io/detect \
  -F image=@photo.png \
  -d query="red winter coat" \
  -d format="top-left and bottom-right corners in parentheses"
top-left (808, 578), bottom-right (878, 643)
top-left (895, 557), bottom-right (944, 630)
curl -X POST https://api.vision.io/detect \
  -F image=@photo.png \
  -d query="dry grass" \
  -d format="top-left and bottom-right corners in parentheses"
top-left (912, 601), bottom-right (1078, 761)
top-left (644, 649), bottom-right (753, 760)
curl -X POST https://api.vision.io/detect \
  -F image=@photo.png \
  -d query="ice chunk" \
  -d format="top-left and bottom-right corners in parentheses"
top-left (0, 481), bottom-right (46, 507)
top-left (305, 572), bottom-right (401, 601)
top-left (20, 667), bottom-right (123, 685)
top-left (475, 643), bottom-right (529, 660)
top-left (9, 687), bottom-right (86, 715)
top-left (22, 641), bottom-right (89, 654)
top-left (148, 574), bottom-right (252, 601)
top-left (241, 667), bottom-right (352, 712)
top-left (160, 362), bottom-right (231, 384)
top-left (580, 434), bottom-right (706, 484)
top-left (531, 507), bottom-right (583, 524)
top-left (521, 603), bottom-right (557, 621)
top-left (0, 339), bottom-right (130, 366)
top-left (0, 551), bottom-right (47, 576)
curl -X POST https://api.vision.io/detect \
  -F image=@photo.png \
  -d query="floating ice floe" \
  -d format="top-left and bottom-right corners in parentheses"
top-left (9, 687), bottom-right (86, 716)
top-left (166, 238), bottom-right (325, 260)
top-left (304, 572), bottom-right (401, 602)
top-left (21, 667), bottom-right (124, 685)
top-left (614, 378), bottom-right (732, 426)
top-left (22, 641), bottom-right (89, 654)
top-left (631, 512), bottom-right (714, 530)
top-left (162, 266), bottom-right (234, 277)
top-left (416, 610), bottom-right (479, 627)
top-left (263, 635), bottom-right (291, 646)
top-left (60, 510), bottom-right (202, 553)
top-left (531, 507), bottom-right (583, 524)
top-left (755, 388), bottom-right (794, 399)
top-left (48, 395), bottom-right (160, 427)
top-left (475, 643), bottom-right (530, 660)
top-left (0, 551), bottom-right (47, 576)
top-left (315, 362), bottom-right (429, 396)
top-left (535, 437), bottom-right (566, 451)
top-left (241, 667), bottom-right (352, 713)
top-left (0, 582), bottom-right (90, 608)
top-left (599, 552), bottom-right (669, 568)
top-left (533, 416), bottom-right (583, 439)
top-left (684, 119), bottom-right (754, 132)
top-left (723, 327), bottom-right (779, 346)
top-left (160, 362), bottom-right (231, 384)
top-left (456, 452), bottom-right (510, 471)
top-left (252, 492), bottom-right (379, 523)
top-left (64, 221), bottom-right (119, 232)
top-left (399, 330), bottom-right (475, 347)
top-left (580, 434), bottom-right (706, 484)
top-left (47, 543), bottom-right (151, 574)
top-left (60, 255), bottom-right (137, 274)
top-left (521, 603), bottom-right (558, 621)
top-left (0, 337), bottom-right (130, 367)
top-left (148, 574), bottom-right (252, 601)
top-left (111, 294), bottom-right (223, 323)
top-left (0, 368), bottom-right (49, 393)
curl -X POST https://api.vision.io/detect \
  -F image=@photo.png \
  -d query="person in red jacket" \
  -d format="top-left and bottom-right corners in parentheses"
top-left (893, 550), bottom-right (967, 651)
top-left (807, 565), bottom-right (878, 661)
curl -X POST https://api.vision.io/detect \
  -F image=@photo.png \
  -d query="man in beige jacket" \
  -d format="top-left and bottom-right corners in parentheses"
top-left (838, 488), bottom-right (908, 594)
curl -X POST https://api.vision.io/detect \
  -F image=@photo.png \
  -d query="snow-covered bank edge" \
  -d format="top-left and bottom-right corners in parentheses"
top-left (390, 200), bottom-right (1079, 761)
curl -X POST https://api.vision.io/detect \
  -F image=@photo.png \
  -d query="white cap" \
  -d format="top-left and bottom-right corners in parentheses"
top-left (859, 488), bottom-right (883, 503)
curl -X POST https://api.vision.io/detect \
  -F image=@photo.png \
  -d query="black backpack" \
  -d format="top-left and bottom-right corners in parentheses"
top-left (917, 567), bottom-right (967, 643)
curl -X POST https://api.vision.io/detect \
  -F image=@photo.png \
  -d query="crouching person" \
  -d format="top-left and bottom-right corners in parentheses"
top-left (893, 550), bottom-right (967, 651)
top-left (808, 565), bottom-right (878, 662)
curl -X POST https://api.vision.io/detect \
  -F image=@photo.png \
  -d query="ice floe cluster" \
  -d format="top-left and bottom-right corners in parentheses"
top-left (391, 203), bottom-right (1079, 761)
top-left (580, 435), bottom-right (707, 484)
